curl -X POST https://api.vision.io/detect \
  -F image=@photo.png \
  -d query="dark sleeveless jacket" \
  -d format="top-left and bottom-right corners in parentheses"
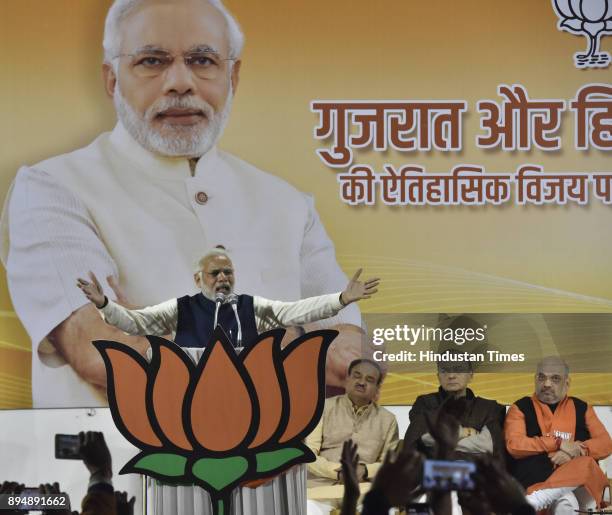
top-left (509, 396), bottom-right (590, 488)
top-left (174, 293), bottom-right (258, 348)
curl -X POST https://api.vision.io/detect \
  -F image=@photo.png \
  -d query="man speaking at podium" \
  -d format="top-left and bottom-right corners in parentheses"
top-left (78, 246), bottom-right (379, 515)
top-left (77, 247), bottom-right (379, 349)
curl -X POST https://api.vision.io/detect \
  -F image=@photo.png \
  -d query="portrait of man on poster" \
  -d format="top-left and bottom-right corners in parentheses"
top-left (0, 0), bottom-right (367, 408)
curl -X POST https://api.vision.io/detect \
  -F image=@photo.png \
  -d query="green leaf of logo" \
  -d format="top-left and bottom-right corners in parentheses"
top-left (255, 447), bottom-right (305, 473)
top-left (192, 456), bottom-right (249, 491)
top-left (131, 453), bottom-right (188, 477)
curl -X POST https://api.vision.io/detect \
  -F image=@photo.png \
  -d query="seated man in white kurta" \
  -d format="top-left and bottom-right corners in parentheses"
top-left (77, 247), bottom-right (379, 346)
top-left (0, 0), bottom-right (366, 411)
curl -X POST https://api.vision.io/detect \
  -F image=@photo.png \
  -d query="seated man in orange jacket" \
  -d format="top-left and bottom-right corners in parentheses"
top-left (505, 356), bottom-right (612, 514)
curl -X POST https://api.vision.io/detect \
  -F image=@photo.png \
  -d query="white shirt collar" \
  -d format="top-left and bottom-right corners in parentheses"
top-left (108, 121), bottom-right (220, 181)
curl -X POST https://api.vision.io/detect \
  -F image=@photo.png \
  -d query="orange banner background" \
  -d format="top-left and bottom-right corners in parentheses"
top-left (1, 1), bottom-right (611, 407)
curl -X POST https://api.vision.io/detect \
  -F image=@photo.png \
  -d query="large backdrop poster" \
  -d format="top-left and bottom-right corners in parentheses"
top-left (1, 0), bottom-right (611, 408)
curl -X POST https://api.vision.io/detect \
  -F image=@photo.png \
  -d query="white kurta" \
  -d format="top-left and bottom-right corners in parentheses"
top-left (100, 292), bottom-right (344, 336)
top-left (0, 122), bottom-right (361, 409)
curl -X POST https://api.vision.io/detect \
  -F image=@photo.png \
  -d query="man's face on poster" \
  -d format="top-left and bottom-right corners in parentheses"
top-left (103, 0), bottom-right (241, 158)
top-left (195, 254), bottom-right (235, 299)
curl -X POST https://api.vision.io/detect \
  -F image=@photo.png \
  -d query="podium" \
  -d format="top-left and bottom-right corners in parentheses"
top-left (135, 342), bottom-right (310, 514)
top-left (144, 465), bottom-right (306, 514)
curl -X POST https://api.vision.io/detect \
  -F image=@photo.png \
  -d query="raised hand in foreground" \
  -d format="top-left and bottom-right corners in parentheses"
top-left (79, 431), bottom-right (112, 481)
top-left (424, 399), bottom-right (462, 459)
top-left (361, 442), bottom-right (423, 515)
top-left (115, 491), bottom-right (136, 515)
top-left (339, 439), bottom-right (360, 515)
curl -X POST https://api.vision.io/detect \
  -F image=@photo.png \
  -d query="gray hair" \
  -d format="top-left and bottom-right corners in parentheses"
top-left (194, 246), bottom-right (232, 273)
top-left (103, 0), bottom-right (245, 65)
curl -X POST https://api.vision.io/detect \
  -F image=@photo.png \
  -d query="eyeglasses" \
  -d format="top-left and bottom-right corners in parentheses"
top-left (203, 268), bottom-right (234, 278)
top-left (113, 49), bottom-right (235, 80)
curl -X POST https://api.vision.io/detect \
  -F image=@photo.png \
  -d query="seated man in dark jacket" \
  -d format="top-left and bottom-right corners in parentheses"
top-left (404, 352), bottom-right (506, 461)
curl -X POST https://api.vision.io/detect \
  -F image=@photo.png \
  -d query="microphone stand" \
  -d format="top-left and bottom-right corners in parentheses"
top-left (228, 293), bottom-right (243, 352)
top-left (214, 292), bottom-right (226, 329)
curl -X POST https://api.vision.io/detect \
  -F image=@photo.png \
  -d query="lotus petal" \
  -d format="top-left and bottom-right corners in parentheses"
top-left (279, 331), bottom-right (336, 443)
top-left (243, 333), bottom-right (284, 448)
top-left (570, 0), bottom-right (582, 17)
top-left (554, 0), bottom-right (574, 18)
top-left (579, 0), bottom-right (607, 21)
top-left (150, 338), bottom-right (193, 450)
top-left (95, 342), bottom-right (162, 448)
top-left (189, 332), bottom-right (256, 451)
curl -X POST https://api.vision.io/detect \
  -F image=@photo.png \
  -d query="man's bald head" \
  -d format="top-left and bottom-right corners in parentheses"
top-left (536, 356), bottom-right (569, 376)
top-left (535, 356), bottom-right (570, 405)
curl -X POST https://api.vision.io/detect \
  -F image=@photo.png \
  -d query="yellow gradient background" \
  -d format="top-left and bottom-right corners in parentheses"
top-left (1, 1), bottom-right (611, 407)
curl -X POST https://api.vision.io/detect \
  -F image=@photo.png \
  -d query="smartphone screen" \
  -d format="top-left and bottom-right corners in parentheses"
top-left (422, 459), bottom-right (476, 491)
top-left (55, 433), bottom-right (81, 460)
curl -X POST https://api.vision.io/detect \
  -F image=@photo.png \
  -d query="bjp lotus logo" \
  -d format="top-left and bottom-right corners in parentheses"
top-left (552, 0), bottom-right (612, 68)
top-left (94, 328), bottom-right (336, 515)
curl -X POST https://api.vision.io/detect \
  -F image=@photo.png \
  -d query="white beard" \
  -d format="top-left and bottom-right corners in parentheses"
top-left (114, 83), bottom-right (233, 158)
top-left (200, 286), bottom-right (215, 301)
top-left (200, 285), bottom-right (233, 301)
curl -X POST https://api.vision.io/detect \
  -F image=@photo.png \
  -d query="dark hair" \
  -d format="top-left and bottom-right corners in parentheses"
top-left (347, 359), bottom-right (383, 385)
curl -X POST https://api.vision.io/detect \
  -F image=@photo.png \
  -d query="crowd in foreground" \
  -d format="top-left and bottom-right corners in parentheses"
top-left (1, 432), bottom-right (133, 515)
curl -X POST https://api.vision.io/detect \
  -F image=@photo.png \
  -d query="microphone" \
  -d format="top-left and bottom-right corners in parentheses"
top-left (228, 293), bottom-right (242, 350)
top-left (213, 292), bottom-right (226, 329)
